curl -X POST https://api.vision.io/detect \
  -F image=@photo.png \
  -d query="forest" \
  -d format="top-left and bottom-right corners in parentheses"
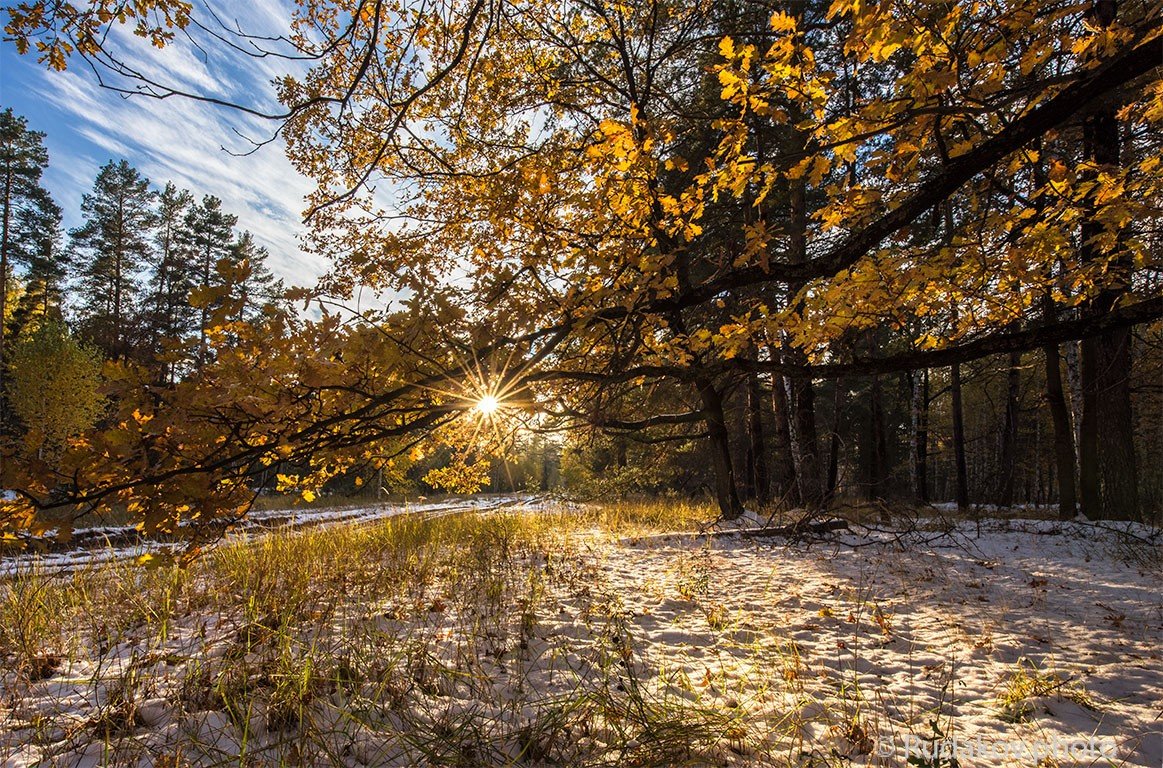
top-left (0, 0), bottom-right (1160, 765)
top-left (0, 101), bottom-right (1160, 525)
top-left (0, 0), bottom-right (1160, 531)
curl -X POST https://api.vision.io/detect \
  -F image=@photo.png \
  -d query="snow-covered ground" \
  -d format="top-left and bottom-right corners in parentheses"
top-left (0, 512), bottom-right (1159, 766)
top-left (605, 519), bottom-right (1162, 766)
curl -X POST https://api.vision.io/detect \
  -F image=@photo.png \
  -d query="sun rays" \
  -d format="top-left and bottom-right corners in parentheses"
top-left (402, 332), bottom-right (537, 458)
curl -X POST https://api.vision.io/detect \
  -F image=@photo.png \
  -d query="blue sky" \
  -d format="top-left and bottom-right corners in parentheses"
top-left (0, 1), bottom-right (328, 288)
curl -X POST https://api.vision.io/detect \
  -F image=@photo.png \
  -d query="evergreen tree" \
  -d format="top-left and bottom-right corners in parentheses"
top-left (9, 184), bottom-right (67, 334)
top-left (142, 182), bottom-right (195, 382)
top-left (179, 194), bottom-right (235, 369)
top-left (70, 160), bottom-right (155, 360)
top-left (0, 108), bottom-right (54, 406)
top-left (229, 230), bottom-right (284, 324)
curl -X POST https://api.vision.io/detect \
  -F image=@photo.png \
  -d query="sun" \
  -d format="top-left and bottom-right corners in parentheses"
top-left (476, 395), bottom-right (500, 415)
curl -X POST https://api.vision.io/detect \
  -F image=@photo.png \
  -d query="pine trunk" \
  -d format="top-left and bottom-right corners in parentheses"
top-left (745, 370), bottom-right (770, 506)
top-left (0, 172), bottom-right (10, 420)
top-left (1044, 335), bottom-right (1078, 520)
top-left (770, 374), bottom-right (798, 504)
top-left (787, 174), bottom-right (821, 508)
top-left (951, 363), bottom-right (970, 510)
top-left (866, 375), bottom-right (887, 501)
top-left (998, 351), bottom-right (1021, 507)
top-left (911, 369), bottom-right (929, 503)
top-left (826, 380), bottom-right (843, 504)
top-left (1097, 328), bottom-right (1139, 519)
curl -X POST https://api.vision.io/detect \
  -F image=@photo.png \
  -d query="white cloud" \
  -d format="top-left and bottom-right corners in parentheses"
top-left (26, 0), bottom-right (329, 288)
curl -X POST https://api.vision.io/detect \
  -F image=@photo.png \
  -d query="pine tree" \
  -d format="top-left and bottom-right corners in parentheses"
top-left (179, 195), bottom-right (236, 369)
top-left (229, 230), bottom-right (284, 324)
top-left (0, 108), bottom-right (54, 407)
top-left (9, 184), bottom-right (67, 334)
top-left (142, 182), bottom-right (195, 382)
top-left (70, 160), bottom-right (156, 360)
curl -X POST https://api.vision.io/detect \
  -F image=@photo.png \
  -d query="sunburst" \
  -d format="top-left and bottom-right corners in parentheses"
top-left (475, 394), bottom-right (500, 415)
top-left (311, 296), bottom-right (537, 474)
top-left (401, 332), bottom-right (531, 452)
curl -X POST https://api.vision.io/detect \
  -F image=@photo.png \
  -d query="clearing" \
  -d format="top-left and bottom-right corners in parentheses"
top-left (0, 502), bottom-right (1159, 767)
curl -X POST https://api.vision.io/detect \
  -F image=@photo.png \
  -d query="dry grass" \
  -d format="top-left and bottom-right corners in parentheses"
top-left (0, 502), bottom-right (743, 767)
top-left (3, 500), bottom-right (1152, 767)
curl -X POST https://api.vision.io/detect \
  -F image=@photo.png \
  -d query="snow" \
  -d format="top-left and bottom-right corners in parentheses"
top-left (1, 510), bottom-right (1159, 766)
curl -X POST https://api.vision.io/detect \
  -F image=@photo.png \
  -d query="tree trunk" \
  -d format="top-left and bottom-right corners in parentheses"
top-left (997, 351), bottom-right (1021, 507)
top-left (911, 368), bottom-right (929, 503)
top-left (1097, 328), bottom-right (1138, 519)
top-left (1078, 339), bottom-right (1101, 518)
top-left (825, 379), bottom-right (843, 504)
top-left (793, 376), bottom-right (822, 507)
top-left (786, 174), bottom-right (822, 508)
top-left (1033, 142), bottom-right (1079, 521)
top-left (698, 378), bottom-right (743, 519)
top-left (1078, 0), bottom-right (1137, 520)
top-left (951, 363), bottom-right (970, 510)
top-left (113, 249), bottom-right (123, 358)
top-left (770, 373), bottom-right (798, 504)
top-left (1044, 335), bottom-right (1078, 520)
top-left (0, 172), bottom-right (10, 422)
top-left (866, 375), bottom-right (888, 501)
top-left (114, 197), bottom-right (125, 359)
top-left (1065, 340), bottom-right (1083, 453)
top-left (745, 370), bottom-right (770, 505)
